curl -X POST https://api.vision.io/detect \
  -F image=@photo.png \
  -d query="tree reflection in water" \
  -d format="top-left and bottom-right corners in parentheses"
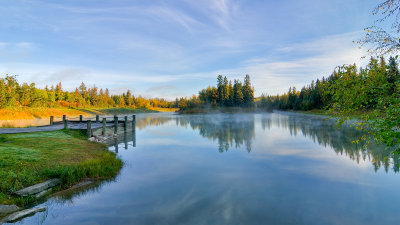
top-left (135, 113), bottom-right (398, 172)
top-left (176, 114), bottom-right (255, 153)
top-left (261, 113), bottom-right (399, 173)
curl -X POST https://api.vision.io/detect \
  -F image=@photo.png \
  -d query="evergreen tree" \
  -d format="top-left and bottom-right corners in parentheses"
top-left (233, 79), bottom-right (244, 106)
top-left (242, 74), bottom-right (254, 107)
top-left (217, 75), bottom-right (224, 105)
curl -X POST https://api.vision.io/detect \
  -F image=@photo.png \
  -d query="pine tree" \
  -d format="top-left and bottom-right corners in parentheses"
top-left (233, 79), bottom-right (244, 106)
top-left (242, 74), bottom-right (254, 107)
top-left (217, 75), bottom-right (224, 105)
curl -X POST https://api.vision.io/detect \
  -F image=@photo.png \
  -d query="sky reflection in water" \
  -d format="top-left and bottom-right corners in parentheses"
top-left (10, 112), bottom-right (400, 225)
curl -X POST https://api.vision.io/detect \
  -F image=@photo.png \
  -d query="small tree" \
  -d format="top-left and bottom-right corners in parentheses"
top-left (358, 0), bottom-right (400, 56)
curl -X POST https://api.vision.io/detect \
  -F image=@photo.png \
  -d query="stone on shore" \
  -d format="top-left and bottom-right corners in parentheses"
top-left (14, 179), bottom-right (61, 196)
top-left (88, 137), bottom-right (96, 142)
top-left (0, 205), bottom-right (20, 216)
top-left (2, 207), bottom-right (46, 223)
top-left (70, 180), bottom-right (93, 189)
top-left (35, 188), bottom-right (52, 199)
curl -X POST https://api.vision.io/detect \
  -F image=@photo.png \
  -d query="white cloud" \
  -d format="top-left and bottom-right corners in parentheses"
top-left (0, 31), bottom-right (368, 99)
top-left (16, 42), bottom-right (35, 49)
top-left (216, 31), bottom-right (368, 95)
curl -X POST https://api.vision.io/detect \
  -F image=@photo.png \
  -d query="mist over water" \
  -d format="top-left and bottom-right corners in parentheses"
top-left (10, 112), bottom-right (400, 225)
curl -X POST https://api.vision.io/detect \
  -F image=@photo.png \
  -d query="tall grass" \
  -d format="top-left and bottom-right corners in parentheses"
top-left (0, 130), bottom-right (123, 206)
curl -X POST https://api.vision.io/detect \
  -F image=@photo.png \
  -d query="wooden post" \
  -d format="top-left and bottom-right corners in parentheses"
top-left (102, 118), bottom-right (106, 135)
top-left (62, 115), bottom-right (66, 122)
top-left (124, 116), bottom-right (128, 132)
top-left (64, 119), bottom-right (68, 129)
top-left (124, 132), bottom-right (128, 149)
top-left (50, 116), bottom-right (54, 125)
top-left (80, 115), bottom-right (83, 122)
top-left (96, 115), bottom-right (99, 123)
top-left (132, 115), bottom-right (136, 128)
top-left (114, 115), bottom-right (118, 134)
top-left (114, 138), bottom-right (119, 153)
top-left (132, 126), bottom-right (136, 147)
top-left (87, 120), bottom-right (92, 138)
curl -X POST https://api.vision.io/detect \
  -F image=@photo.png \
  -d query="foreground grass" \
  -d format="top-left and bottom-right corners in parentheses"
top-left (0, 130), bottom-right (123, 206)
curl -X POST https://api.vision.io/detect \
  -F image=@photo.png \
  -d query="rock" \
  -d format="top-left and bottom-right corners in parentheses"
top-left (70, 180), bottom-right (93, 189)
top-left (2, 207), bottom-right (46, 223)
top-left (15, 179), bottom-right (61, 196)
top-left (0, 205), bottom-right (19, 216)
top-left (35, 188), bottom-right (52, 199)
top-left (88, 137), bottom-right (96, 141)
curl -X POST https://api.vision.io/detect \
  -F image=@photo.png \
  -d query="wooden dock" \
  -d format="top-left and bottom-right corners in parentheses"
top-left (0, 115), bottom-right (136, 138)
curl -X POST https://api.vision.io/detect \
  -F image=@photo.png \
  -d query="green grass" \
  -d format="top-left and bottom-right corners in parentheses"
top-left (295, 109), bottom-right (330, 116)
top-left (0, 130), bottom-right (123, 206)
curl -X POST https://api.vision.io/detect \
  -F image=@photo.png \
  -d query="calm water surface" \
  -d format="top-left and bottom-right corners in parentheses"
top-left (9, 112), bottom-right (400, 225)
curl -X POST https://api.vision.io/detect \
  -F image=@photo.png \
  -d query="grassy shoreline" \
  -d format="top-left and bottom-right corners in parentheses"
top-left (0, 130), bottom-right (123, 207)
top-left (0, 107), bottom-right (178, 121)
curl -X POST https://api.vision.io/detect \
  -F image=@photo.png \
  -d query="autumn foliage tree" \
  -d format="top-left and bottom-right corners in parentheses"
top-left (0, 75), bottom-right (174, 109)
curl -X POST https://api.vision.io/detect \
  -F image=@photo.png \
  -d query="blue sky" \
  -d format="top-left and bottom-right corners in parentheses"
top-left (0, 0), bottom-right (378, 99)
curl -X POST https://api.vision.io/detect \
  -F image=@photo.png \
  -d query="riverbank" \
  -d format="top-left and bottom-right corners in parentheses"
top-left (0, 108), bottom-right (92, 121)
top-left (179, 107), bottom-right (272, 114)
top-left (0, 130), bottom-right (123, 207)
top-left (0, 107), bottom-right (178, 127)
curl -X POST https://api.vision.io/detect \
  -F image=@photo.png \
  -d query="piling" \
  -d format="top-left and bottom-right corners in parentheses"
top-left (96, 115), bottom-right (99, 123)
top-left (87, 120), bottom-right (92, 138)
top-left (64, 119), bottom-right (68, 129)
top-left (124, 132), bottom-right (128, 149)
top-left (80, 115), bottom-right (83, 122)
top-left (50, 116), bottom-right (54, 125)
top-left (114, 138), bottom-right (119, 153)
top-left (102, 118), bottom-right (106, 135)
top-left (114, 115), bottom-right (118, 134)
top-left (132, 115), bottom-right (136, 128)
top-left (124, 116), bottom-right (128, 132)
top-left (132, 127), bottom-right (136, 147)
top-left (132, 115), bottom-right (136, 147)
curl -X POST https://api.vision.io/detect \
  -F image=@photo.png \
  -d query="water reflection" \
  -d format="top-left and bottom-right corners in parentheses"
top-left (92, 125), bottom-right (136, 153)
top-left (176, 114), bottom-right (255, 153)
top-left (260, 113), bottom-right (398, 173)
top-left (9, 112), bottom-right (400, 225)
top-left (134, 113), bottom-right (397, 172)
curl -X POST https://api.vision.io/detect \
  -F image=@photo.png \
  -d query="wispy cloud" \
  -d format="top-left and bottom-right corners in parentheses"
top-left (184, 0), bottom-right (237, 31)
top-left (217, 32), bottom-right (367, 95)
top-left (145, 5), bottom-right (203, 34)
top-left (0, 0), bottom-right (372, 99)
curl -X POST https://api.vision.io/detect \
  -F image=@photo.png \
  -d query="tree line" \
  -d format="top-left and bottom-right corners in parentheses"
top-left (176, 74), bottom-right (255, 109)
top-left (258, 57), bottom-right (399, 112)
top-left (258, 56), bottom-right (400, 151)
top-left (0, 75), bottom-right (174, 109)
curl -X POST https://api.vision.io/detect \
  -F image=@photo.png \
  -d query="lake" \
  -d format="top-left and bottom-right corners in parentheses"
top-left (7, 112), bottom-right (400, 225)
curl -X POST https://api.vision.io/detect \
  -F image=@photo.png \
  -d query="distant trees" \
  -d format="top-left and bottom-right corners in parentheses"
top-left (258, 56), bottom-right (400, 151)
top-left (258, 57), bottom-right (400, 112)
top-left (0, 75), bottom-right (175, 109)
top-left (187, 74), bottom-right (254, 110)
